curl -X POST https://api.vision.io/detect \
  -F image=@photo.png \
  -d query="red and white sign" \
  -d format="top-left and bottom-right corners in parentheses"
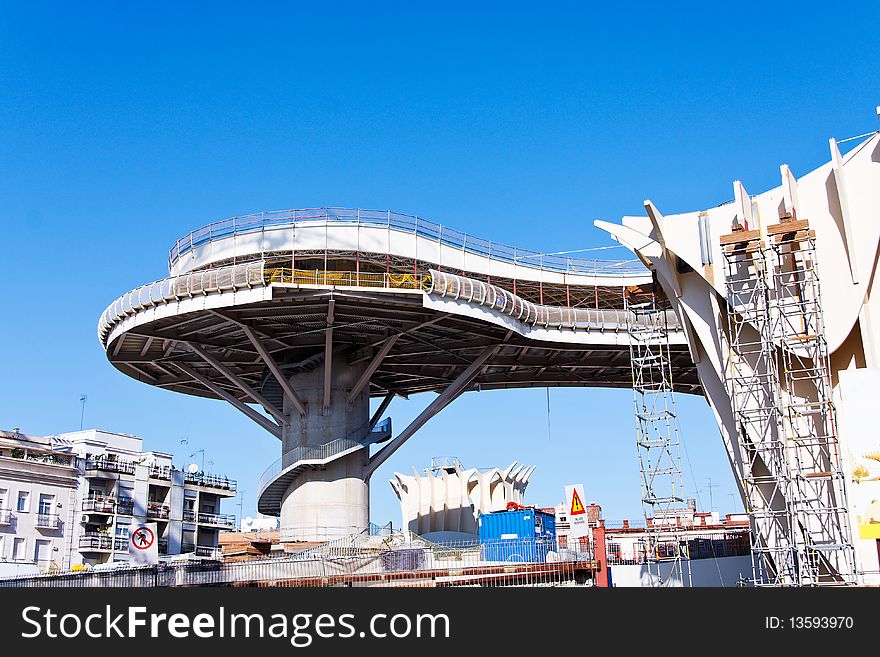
top-left (129, 522), bottom-right (159, 564)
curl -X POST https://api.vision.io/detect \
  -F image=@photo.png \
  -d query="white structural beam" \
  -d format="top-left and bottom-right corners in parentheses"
top-left (348, 334), bottom-right (399, 404)
top-left (172, 362), bottom-right (282, 438)
top-left (184, 341), bottom-right (288, 426)
top-left (829, 138), bottom-right (859, 284)
top-left (366, 344), bottom-right (499, 476)
top-left (239, 324), bottom-right (307, 416)
top-left (323, 299), bottom-right (335, 414)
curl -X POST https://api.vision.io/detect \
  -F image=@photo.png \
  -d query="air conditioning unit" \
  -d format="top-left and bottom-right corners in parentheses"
top-left (80, 514), bottom-right (90, 524)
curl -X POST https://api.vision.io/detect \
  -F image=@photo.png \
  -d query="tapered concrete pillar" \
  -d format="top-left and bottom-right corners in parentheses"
top-left (279, 358), bottom-right (371, 541)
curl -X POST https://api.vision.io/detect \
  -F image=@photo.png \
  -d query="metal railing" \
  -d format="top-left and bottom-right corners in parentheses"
top-left (265, 267), bottom-right (428, 290)
top-left (98, 261), bottom-right (265, 345)
top-left (197, 513), bottom-right (236, 528)
top-left (149, 465), bottom-right (172, 480)
top-left (429, 269), bottom-right (682, 333)
top-left (184, 471), bottom-right (238, 492)
top-left (194, 546), bottom-right (222, 558)
top-left (183, 509), bottom-right (196, 522)
top-left (35, 514), bottom-right (59, 529)
top-left (257, 418), bottom-right (392, 498)
top-left (0, 508), bottom-right (12, 525)
top-left (79, 534), bottom-right (113, 551)
top-left (2, 535), bottom-right (596, 588)
top-left (116, 497), bottom-right (134, 515)
top-left (147, 503), bottom-right (170, 520)
top-left (605, 531), bottom-right (752, 565)
top-left (168, 207), bottom-right (645, 278)
top-left (84, 457), bottom-right (136, 476)
top-left (82, 497), bottom-right (116, 513)
top-left (1, 448), bottom-right (75, 467)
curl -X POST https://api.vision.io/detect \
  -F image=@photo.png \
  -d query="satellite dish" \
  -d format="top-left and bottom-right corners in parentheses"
top-left (186, 463), bottom-right (200, 474)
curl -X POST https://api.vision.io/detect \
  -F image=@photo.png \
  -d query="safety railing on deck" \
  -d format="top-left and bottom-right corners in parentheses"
top-left (264, 268), bottom-right (429, 290)
top-left (429, 269), bottom-right (681, 332)
top-left (168, 207), bottom-right (646, 278)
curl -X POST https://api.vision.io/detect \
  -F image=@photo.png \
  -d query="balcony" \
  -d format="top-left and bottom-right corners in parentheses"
top-left (194, 546), bottom-right (221, 558)
top-left (82, 497), bottom-right (116, 514)
top-left (180, 543), bottom-right (220, 558)
top-left (197, 512), bottom-right (236, 528)
top-left (116, 497), bottom-right (134, 516)
top-left (79, 533), bottom-right (113, 551)
top-left (0, 508), bottom-right (11, 525)
top-left (184, 471), bottom-right (237, 492)
top-left (1, 447), bottom-right (75, 468)
top-left (113, 537), bottom-right (128, 551)
top-left (149, 465), bottom-right (173, 481)
top-left (182, 509), bottom-right (196, 522)
top-left (147, 503), bottom-right (170, 520)
top-left (35, 513), bottom-right (59, 529)
top-left (84, 456), bottom-right (136, 476)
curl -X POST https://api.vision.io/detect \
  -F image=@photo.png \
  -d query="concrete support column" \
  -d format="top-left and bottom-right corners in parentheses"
top-left (279, 358), bottom-right (371, 541)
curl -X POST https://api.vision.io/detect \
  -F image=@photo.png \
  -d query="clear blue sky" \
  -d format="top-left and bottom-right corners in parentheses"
top-left (1, 2), bottom-right (878, 526)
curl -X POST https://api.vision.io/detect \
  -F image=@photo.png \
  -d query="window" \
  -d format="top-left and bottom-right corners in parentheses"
top-left (0, 488), bottom-right (8, 509)
top-left (34, 539), bottom-right (51, 563)
top-left (17, 491), bottom-right (30, 513)
top-left (12, 537), bottom-right (26, 560)
top-left (38, 493), bottom-right (54, 516)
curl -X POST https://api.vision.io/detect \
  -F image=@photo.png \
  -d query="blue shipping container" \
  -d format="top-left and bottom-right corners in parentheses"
top-left (478, 508), bottom-right (557, 563)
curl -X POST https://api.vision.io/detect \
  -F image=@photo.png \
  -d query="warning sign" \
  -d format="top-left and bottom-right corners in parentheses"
top-left (570, 488), bottom-right (586, 515)
top-left (129, 522), bottom-right (159, 565)
top-left (564, 484), bottom-right (590, 539)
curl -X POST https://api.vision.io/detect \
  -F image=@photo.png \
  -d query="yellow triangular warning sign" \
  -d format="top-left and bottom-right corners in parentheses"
top-left (570, 488), bottom-right (586, 515)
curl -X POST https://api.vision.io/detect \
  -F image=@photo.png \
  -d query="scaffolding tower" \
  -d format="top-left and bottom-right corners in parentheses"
top-left (626, 299), bottom-right (692, 587)
top-left (721, 218), bottom-right (856, 586)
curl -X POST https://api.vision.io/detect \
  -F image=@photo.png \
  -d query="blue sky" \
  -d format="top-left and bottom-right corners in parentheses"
top-left (1, 2), bottom-right (878, 526)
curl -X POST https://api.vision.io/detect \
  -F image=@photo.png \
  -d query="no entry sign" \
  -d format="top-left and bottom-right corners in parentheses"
top-left (128, 522), bottom-right (159, 565)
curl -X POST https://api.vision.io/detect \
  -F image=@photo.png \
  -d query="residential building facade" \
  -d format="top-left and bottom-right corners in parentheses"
top-left (0, 428), bottom-right (237, 574)
top-left (0, 429), bottom-right (79, 576)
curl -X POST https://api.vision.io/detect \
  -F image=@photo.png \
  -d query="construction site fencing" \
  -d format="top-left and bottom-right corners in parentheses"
top-left (168, 207), bottom-right (646, 278)
top-left (605, 531), bottom-right (752, 565)
top-left (0, 535), bottom-right (596, 588)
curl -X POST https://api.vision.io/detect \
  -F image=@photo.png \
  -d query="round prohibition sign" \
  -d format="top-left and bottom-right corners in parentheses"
top-left (131, 526), bottom-right (155, 550)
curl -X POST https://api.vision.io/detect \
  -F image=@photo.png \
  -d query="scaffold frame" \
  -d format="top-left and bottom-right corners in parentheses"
top-left (721, 220), bottom-right (856, 586)
top-left (626, 298), bottom-right (692, 586)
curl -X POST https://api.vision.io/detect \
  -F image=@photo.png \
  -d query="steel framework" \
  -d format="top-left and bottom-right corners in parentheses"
top-left (626, 300), bottom-right (691, 586)
top-left (721, 221), bottom-right (855, 586)
top-left (769, 227), bottom-right (856, 585)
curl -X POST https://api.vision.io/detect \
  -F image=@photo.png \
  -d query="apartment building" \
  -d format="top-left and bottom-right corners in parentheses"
top-left (0, 429), bottom-right (79, 575)
top-left (0, 427), bottom-right (237, 574)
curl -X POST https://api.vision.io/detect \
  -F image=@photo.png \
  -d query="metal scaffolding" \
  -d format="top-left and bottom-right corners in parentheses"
top-left (626, 300), bottom-right (691, 586)
top-left (721, 220), bottom-right (856, 586)
top-left (768, 226), bottom-right (856, 585)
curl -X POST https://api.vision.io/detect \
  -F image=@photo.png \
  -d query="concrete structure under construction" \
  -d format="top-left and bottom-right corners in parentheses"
top-left (97, 111), bottom-right (880, 586)
top-left (390, 457), bottom-right (535, 541)
top-left (598, 112), bottom-right (880, 585)
top-left (99, 209), bottom-right (697, 542)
